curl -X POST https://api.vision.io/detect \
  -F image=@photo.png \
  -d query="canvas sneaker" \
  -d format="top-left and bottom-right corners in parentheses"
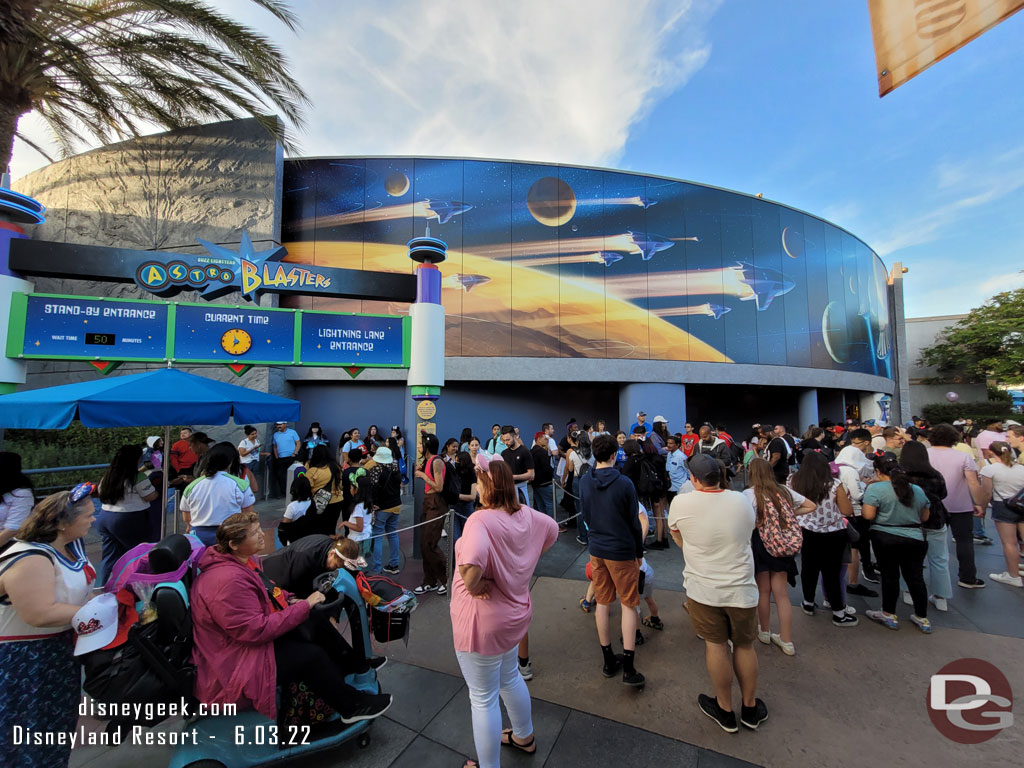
top-left (832, 613), bottom-right (859, 627)
top-left (910, 615), bottom-right (933, 634)
top-left (957, 578), bottom-right (986, 589)
top-left (518, 660), bottom-right (534, 681)
top-left (990, 571), bottom-right (1024, 587)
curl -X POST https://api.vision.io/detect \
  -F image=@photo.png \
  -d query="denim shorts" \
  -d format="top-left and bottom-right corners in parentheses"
top-left (991, 499), bottom-right (1024, 525)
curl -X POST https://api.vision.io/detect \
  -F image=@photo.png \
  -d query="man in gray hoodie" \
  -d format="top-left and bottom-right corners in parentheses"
top-left (580, 433), bottom-right (645, 687)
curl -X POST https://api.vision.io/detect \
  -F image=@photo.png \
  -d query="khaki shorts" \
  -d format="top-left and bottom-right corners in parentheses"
top-left (686, 599), bottom-right (757, 646)
top-left (590, 556), bottom-right (640, 608)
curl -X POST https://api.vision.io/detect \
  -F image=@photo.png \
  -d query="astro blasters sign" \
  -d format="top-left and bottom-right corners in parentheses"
top-left (134, 232), bottom-right (332, 300)
top-left (8, 233), bottom-right (416, 305)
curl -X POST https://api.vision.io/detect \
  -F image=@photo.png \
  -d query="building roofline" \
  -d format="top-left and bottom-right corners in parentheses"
top-left (284, 153), bottom-right (887, 271)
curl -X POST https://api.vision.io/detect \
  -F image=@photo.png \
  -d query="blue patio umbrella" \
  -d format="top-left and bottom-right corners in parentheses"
top-left (0, 368), bottom-right (301, 535)
top-left (0, 368), bottom-right (299, 429)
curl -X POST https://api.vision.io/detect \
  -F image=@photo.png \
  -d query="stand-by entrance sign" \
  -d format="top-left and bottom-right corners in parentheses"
top-left (6, 293), bottom-right (410, 370)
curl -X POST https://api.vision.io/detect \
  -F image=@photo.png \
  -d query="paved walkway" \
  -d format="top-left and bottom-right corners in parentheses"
top-left (73, 495), bottom-right (1024, 766)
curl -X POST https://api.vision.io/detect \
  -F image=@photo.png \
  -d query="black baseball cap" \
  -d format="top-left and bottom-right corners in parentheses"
top-left (688, 454), bottom-right (720, 484)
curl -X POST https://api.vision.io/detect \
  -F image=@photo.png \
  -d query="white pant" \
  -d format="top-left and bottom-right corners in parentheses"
top-left (455, 646), bottom-right (533, 768)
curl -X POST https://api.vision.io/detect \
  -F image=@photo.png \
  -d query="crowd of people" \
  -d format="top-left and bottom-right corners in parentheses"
top-left (1, 411), bottom-right (1023, 767)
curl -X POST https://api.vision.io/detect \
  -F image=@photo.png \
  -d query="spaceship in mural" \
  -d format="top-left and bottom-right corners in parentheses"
top-left (449, 273), bottom-right (491, 293)
top-left (597, 251), bottom-right (624, 267)
top-left (634, 195), bottom-right (658, 209)
top-left (734, 262), bottom-right (795, 311)
top-left (424, 199), bottom-right (473, 224)
top-left (707, 303), bottom-right (730, 320)
top-left (626, 231), bottom-right (674, 261)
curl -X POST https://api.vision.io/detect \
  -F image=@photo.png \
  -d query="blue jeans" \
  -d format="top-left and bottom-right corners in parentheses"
top-left (453, 500), bottom-right (475, 544)
top-left (573, 476), bottom-right (588, 544)
top-left (900, 526), bottom-right (952, 599)
top-left (531, 484), bottom-right (552, 518)
top-left (370, 507), bottom-right (401, 573)
top-left (96, 509), bottom-right (150, 585)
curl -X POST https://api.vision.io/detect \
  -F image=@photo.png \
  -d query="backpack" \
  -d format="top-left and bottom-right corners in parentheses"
top-left (756, 493), bottom-right (803, 557)
top-left (428, 457), bottom-right (461, 505)
top-left (312, 486), bottom-right (332, 515)
top-left (636, 454), bottom-right (667, 497)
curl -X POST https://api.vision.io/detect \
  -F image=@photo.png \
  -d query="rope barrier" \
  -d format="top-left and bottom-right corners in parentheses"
top-left (365, 510), bottom-right (451, 540)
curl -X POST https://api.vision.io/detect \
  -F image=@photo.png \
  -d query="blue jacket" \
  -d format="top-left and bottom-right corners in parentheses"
top-left (667, 449), bottom-right (690, 491)
top-left (580, 467), bottom-right (642, 561)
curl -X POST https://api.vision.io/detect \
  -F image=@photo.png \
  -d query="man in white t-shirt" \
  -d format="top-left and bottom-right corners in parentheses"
top-left (667, 454), bottom-right (767, 734)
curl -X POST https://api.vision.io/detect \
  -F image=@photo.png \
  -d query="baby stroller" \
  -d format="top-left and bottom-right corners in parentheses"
top-left (169, 566), bottom-right (387, 768)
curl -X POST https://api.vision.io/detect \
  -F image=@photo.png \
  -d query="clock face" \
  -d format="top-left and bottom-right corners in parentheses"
top-left (220, 328), bottom-right (252, 356)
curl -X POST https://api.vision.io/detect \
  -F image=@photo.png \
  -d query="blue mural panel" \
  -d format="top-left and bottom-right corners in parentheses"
top-left (280, 158), bottom-right (893, 376)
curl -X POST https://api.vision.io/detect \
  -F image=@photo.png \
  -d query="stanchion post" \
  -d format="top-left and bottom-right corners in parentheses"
top-left (446, 510), bottom-right (454, 601)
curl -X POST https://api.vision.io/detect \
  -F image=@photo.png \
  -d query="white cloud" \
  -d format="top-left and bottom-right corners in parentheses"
top-left (978, 269), bottom-right (1024, 295)
top-left (9, 0), bottom-right (718, 181)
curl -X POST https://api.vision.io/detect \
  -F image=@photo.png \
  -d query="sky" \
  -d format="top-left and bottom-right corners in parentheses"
top-left (9, 0), bottom-right (1024, 318)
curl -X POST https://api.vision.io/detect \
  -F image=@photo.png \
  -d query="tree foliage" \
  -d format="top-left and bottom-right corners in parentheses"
top-left (918, 288), bottom-right (1024, 385)
top-left (920, 401), bottom-right (1018, 427)
top-left (0, 0), bottom-right (309, 170)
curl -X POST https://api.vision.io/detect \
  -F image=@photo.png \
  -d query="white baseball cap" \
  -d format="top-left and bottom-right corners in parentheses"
top-left (653, 415), bottom-right (668, 424)
top-left (73, 593), bottom-right (118, 656)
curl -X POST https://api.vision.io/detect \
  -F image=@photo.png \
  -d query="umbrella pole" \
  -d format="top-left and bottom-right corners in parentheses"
top-left (161, 424), bottom-right (171, 540)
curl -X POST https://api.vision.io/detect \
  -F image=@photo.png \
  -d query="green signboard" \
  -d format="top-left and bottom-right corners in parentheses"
top-left (6, 293), bottom-right (410, 370)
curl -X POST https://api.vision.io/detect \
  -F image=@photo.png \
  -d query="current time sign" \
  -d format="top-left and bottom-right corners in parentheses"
top-left (7, 294), bottom-right (169, 361)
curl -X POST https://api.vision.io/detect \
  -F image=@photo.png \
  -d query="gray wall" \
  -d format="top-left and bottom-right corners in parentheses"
top-left (905, 315), bottom-right (987, 414)
top-left (12, 117), bottom-right (286, 440)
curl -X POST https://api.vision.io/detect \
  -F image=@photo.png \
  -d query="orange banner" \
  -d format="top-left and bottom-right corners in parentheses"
top-left (868, 0), bottom-right (1024, 95)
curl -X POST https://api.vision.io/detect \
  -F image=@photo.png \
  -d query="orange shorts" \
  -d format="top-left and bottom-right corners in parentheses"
top-left (589, 556), bottom-right (640, 608)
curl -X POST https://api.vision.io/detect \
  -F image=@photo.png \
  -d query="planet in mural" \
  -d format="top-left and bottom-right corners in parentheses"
top-left (384, 171), bottom-right (410, 197)
top-left (781, 226), bottom-right (803, 259)
top-left (822, 301), bottom-right (850, 364)
top-left (527, 176), bottom-right (577, 227)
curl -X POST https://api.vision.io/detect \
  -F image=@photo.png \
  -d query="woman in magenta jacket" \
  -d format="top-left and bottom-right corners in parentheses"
top-left (190, 511), bottom-right (392, 723)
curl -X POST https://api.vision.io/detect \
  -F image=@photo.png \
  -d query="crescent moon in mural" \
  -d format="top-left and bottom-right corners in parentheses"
top-left (781, 226), bottom-right (803, 259)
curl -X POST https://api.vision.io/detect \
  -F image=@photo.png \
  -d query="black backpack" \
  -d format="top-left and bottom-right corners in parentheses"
top-left (430, 458), bottom-right (461, 505)
top-left (636, 454), bottom-right (667, 497)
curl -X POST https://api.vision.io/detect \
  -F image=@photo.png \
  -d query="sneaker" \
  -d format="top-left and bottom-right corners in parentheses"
top-left (957, 578), bottom-right (986, 589)
top-left (519, 660), bottom-right (534, 681)
top-left (436, 584), bottom-right (448, 596)
top-left (990, 571), bottom-right (1024, 587)
top-left (861, 566), bottom-right (880, 584)
top-left (340, 693), bottom-right (392, 724)
top-left (973, 535), bottom-right (993, 546)
top-left (757, 626), bottom-right (771, 644)
top-left (579, 596), bottom-right (596, 613)
top-left (635, 630), bottom-right (645, 646)
top-left (832, 613), bottom-right (859, 627)
top-left (866, 610), bottom-right (899, 630)
top-left (821, 601), bottom-right (856, 615)
top-left (413, 583), bottom-right (438, 595)
top-left (801, 601), bottom-right (816, 616)
top-left (382, 565), bottom-right (401, 575)
top-left (740, 698), bottom-right (769, 730)
top-left (648, 540), bottom-right (670, 550)
top-left (847, 583), bottom-right (878, 597)
top-left (369, 656), bottom-right (388, 671)
top-left (622, 669), bottom-right (645, 687)
top-left (602, 654), bottom-right (623, 678)
top-left (575, 535), bottom-right (588, 546)
top-left (698, 694), bottom-right (738, 733)
top-left (558, 525), bottom-right (568, 533)
top-left (770, 633), bottom-right (795, 656)
top-left (929, 595), bottom-right (948, 612)
top-left (910, 615), bottom-right (933, 634)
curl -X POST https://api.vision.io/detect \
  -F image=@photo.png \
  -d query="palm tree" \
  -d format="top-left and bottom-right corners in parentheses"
top-left (0, 0), bottom-right (309, 174)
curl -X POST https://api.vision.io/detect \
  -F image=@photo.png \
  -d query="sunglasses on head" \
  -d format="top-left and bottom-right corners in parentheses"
top-left (68, 482), bottom-right (95, 505)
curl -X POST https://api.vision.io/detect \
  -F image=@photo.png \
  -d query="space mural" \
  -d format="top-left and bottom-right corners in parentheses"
top-left (280, 158), bottom-right (892, 376)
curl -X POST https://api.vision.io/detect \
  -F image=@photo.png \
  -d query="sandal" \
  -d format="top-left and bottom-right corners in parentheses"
top-left (500, 728), bottom-right (536, 754)
top-left (642, 616), bottom-right (664, 630)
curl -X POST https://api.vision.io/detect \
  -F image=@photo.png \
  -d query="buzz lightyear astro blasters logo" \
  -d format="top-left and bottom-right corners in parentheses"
top-left (134, 232), bottom-right (332, 301)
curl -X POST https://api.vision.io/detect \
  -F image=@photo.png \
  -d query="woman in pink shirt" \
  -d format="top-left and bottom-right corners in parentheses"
top-left (450, 455), bottom-right (558, 768)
